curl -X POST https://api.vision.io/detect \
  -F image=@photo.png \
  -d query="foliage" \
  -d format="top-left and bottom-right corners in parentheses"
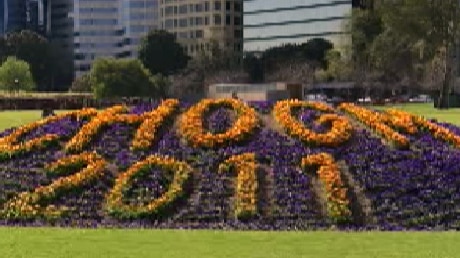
top-left (138, 30), bottom-right (190, 76)
top-left (378, 0), bottom-right (460, 108)
top-left (1, 30), bottom-right (72, 91)
top-left (70, 74), bottom-right (91, 93)
top-left (314, 50), bottom-right (352, 82)
top-left (0, 56), bottom-right (35, 92)
top-left (89, 58), bottom-right (169, 99)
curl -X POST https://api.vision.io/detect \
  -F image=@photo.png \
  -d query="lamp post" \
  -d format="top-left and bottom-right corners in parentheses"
top-left (14, 78), bottom-right (19, 93)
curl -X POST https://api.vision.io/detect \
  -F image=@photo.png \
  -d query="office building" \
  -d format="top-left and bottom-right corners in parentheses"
top-left (1, 0), bottom-right (26, 36)
top-left (243, 0), bottom-right (352, 53)
top-left (71, 0), bottom-right (159, 78)
top-left (0, 0), bottom-right (52, 36)
top-left (158, 0), bottom-right (243, 59)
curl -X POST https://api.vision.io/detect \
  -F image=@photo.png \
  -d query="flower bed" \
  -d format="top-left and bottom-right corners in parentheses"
top-left (0, 99), bottom-right (460, 230)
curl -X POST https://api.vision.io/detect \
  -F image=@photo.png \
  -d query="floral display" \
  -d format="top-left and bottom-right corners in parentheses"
top-left (339, 103), bottom-right (410, 148)
top-left (273, 99), bottom-right (353, 147)
top-left (105, 154), bottom-right (193, 219)
top-left (301, 153), bottom-right (350, 221)
top-left (179, 99), bottom-right (259, 148)
top-left (0, 108), bottom-right (97, 160)
top-left (131, 99), bottom-right (179, 150)
top-left (1, 99), bottom-right (460, 230)
top-left (1, 152), bottom-right (107, 219)
top-left (219, 153), bottom-right (258, 219)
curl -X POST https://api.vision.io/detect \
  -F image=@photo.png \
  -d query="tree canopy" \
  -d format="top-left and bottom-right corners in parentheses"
top-left (89, 58), bottom-right (169, 99)
top-left (0, 56), bottom-right (35, 92)
top-left (0, 30), bottom-right (73, 91)
top-left (138, 30), bottom-right (190, 76)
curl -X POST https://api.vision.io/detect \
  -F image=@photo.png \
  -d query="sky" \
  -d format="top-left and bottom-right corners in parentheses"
top-left (243, 0), bottom-right (352, 52)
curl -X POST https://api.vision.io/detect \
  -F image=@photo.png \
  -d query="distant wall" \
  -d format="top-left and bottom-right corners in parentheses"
top-left (0, 96), bottom-right (160, 110)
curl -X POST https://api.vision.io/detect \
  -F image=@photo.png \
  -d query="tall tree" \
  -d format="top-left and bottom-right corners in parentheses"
top-left (4, 30), bottom-right (50, 90)
top-left (381, 0), bottom-right (460, 108)
top-left (0, 56), bottom-right (35, 92)
top-left (138, 30), bottom-right (190, 76)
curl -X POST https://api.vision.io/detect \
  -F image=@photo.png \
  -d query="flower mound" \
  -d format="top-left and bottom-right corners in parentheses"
top-left (1, 98), bottom-right (460, 230)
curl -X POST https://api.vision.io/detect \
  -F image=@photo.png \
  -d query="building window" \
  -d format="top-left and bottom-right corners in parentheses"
top-left (226, 15), bottom-right (231, 25)
top-left (214, 1), bottom-right (221, 11)
top-left (204, 16), bottom-right (209, 25)
top-left (196, 30), bottom-right (203, 38)
top-left (234, 16), bottom-right (241, 26)
top-left (165, 6), bottom-right (174, 16)
top-left (234, 29), bottom-right (242, 38)
top-left (179, 5), bottom-right (188, 14)
top-left (196, 17), bottom-right (203, 26)
top-left (195, 4), bottom-right (203, 12)
top-left (234, 2), bottom-right (241, 12)
top-left (189, 4), bottom-right (194, 13)
top-left (205, 1), bottom-right (210, 12)
top-left (226, 1), bottom-right (231, 11)
top-left (179, 18), bottom-right (187, 27)
top-left (189, 17), bottom-right (194, 26)
top-left (214, 14), bottom-right (221, 25)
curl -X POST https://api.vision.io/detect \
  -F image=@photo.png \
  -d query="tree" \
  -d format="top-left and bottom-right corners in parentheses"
top-left (243, 53), bottom-right (264, 82)
top-left (138, 30), bottom-right (190, 76)
top-left (0, 56), bottom-right (35, 92)
top-left (89, 58), bottom-right (169, 99)
top-left (4, 30), bottom-right (50, 90)
top-left (302, 38), bottom-right (334, 69)
top-left (380, 0), bottom-right (460, 108)
top-left (314, 49), bottom-right (352, 83)
top-left (70, 73), bottom-right (91, 93)
top-left (346, 8), bottom-right (384, 90)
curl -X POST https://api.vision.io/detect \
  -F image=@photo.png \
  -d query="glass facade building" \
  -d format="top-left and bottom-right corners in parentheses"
top-left (71, 0), bottom-right (159, 77)
top-left (243, 0), bottom-right (352, 52)
top-left (0, 0), bottom-right (26, 36)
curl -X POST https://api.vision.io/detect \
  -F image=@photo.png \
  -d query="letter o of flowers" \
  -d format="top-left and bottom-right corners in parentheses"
top-left (179, 98), bottom-right (259, 148)
top-left (0, 108), bottom-right (98, 160)
top-left (105, 155), bottom-right (193, 218)
top-left (1, 152), bottom-right (107, 219)
top-left (273, 99), bottom-right (353, 147)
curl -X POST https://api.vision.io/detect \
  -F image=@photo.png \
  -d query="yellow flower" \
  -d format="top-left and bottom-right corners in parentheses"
top-left (179, 98), bottom-right (259, 148)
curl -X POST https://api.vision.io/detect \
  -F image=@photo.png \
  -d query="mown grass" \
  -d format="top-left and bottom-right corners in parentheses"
top-left (1, 228), bottom-right (459, 258)
top-left (374, 103), bottom-right (460, 125)
top-left (0, 110), bottom-right (69, 131)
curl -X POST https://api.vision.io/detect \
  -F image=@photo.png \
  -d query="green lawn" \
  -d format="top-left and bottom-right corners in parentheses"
top-left (374, 103), bottom-right (460, 125)
top-left (0, 110), bottom-right (69, 131)
top-left (0, 228), bottom-right (458, 258)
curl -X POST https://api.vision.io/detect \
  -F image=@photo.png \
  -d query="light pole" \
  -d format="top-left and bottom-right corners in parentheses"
top-left (14, 78), bottom-right (19, 93)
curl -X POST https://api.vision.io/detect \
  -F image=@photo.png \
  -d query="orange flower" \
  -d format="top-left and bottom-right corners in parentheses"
top-left (219, 153), bottom-right (257, 218)
top-left (339, 103), bottom-right (409, 148)
top-left (273, 99), bottom-right (353, 147)
top-left (1, 152), bottom-right (106, 219)
top-left (105, 154), bottom-right (193, 218)
top-left (131, 99), bottom-right (179, 150)
top-left (179, 98), bottom-right (259, 148)
top-left (0, 108), bottom-right (97, 159)
top-left (302, 153), bottom-right (351, 220)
